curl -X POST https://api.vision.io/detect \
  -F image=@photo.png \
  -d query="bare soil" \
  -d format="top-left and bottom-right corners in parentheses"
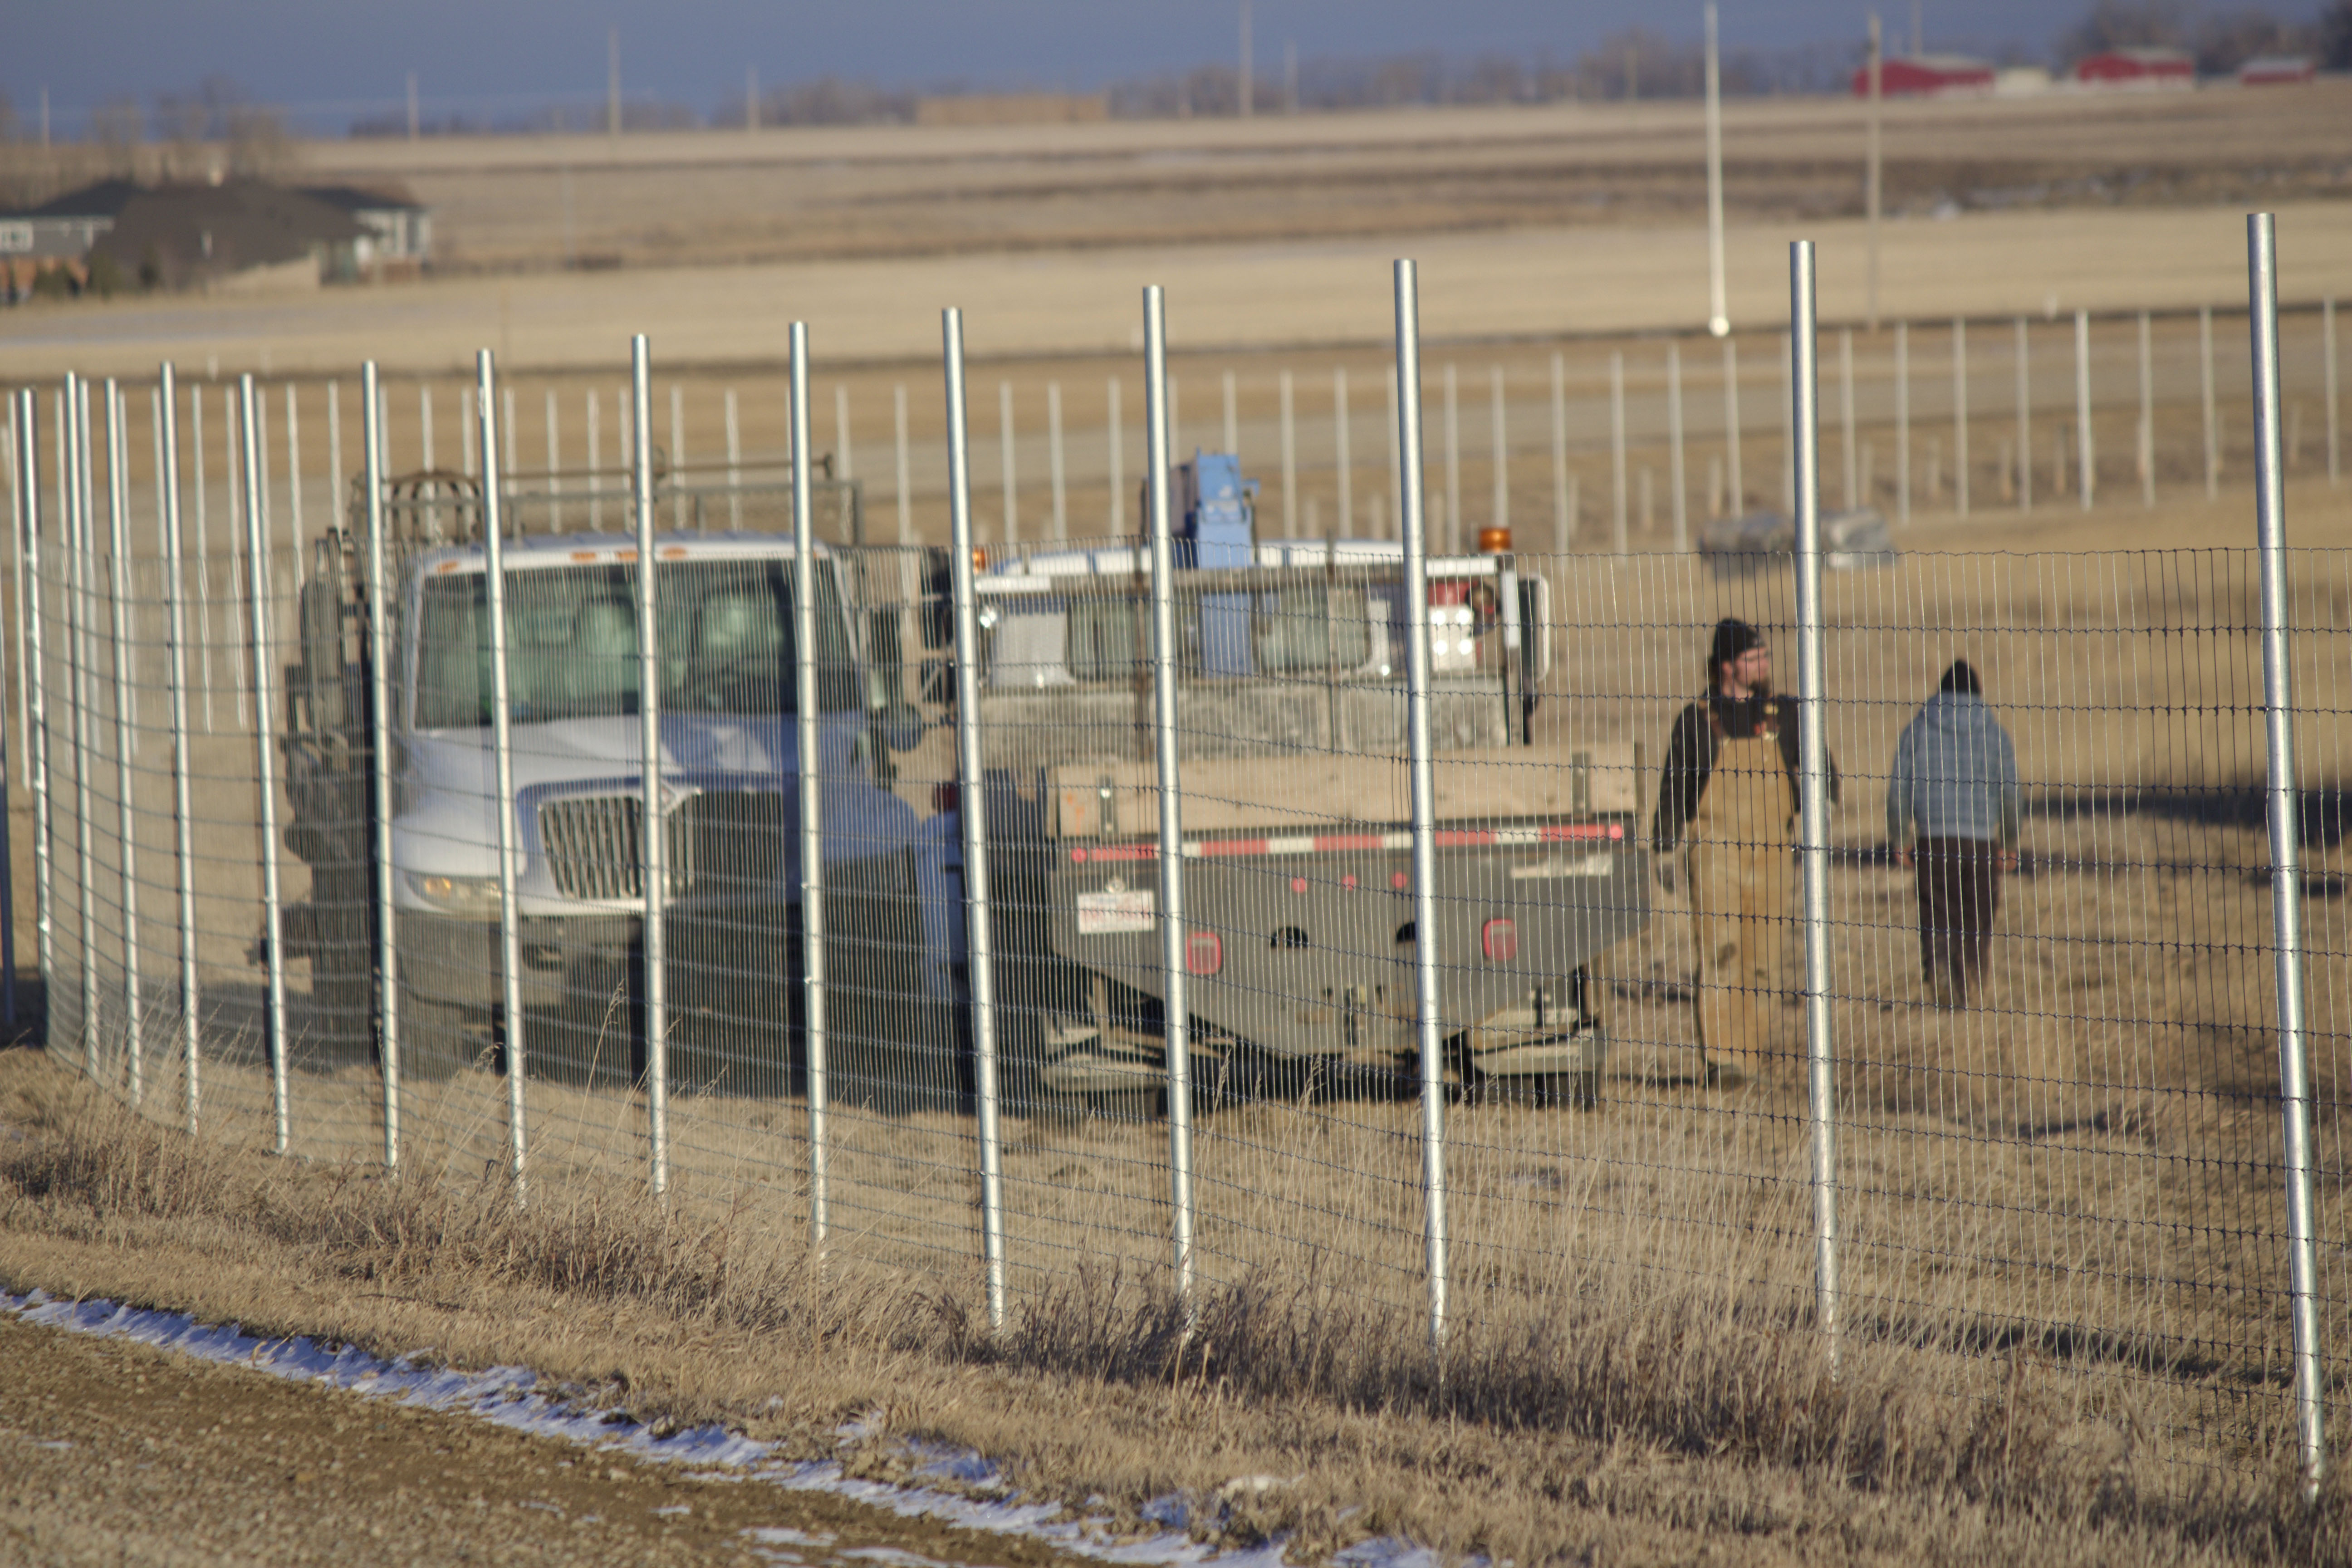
top-left (0, 1307), bottom-right (1073, 1567)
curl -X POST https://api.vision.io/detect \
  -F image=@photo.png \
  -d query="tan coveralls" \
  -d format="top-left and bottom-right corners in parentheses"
top-left (1683, 718), bottom-right (1795, 1071)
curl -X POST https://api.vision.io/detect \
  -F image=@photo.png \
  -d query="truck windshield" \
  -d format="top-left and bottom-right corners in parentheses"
top-left (414, 559), bottom-right (858, 729)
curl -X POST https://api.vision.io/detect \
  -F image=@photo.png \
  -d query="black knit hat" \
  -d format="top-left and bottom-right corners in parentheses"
top-left (1709, 617), bottom-right (1764, 672)
top-left (1939, 659), bottom-right (1981, 695)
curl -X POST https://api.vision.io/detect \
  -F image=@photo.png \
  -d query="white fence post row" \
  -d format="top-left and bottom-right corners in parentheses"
top-left (158, 371), bottom-right (197, 1132)
top-left (14, 393), bottom-right (56, 1051)
top-left (1788, 239), bottom-right (1840, 1373)
top-left (628, 340), bottom-right (668, 1196)
top-left (6, 397), bottom-right (23, 801)
top-left (1141, 284), bottom-right (1197, 1311)
top-left (475, 353), bottom-right (527, 1198)
top-left (2247, 211), bottom-right (2326, 1497)
top-left (942, 308), bottom-right (1008, 1331)
top-left (236, 375), bottom-right (290, 1153)
top-left (103, 382), bottom-right (143, 1106)
top-left (789, 323), bottom-right (830, 1252)
top-left (360, 364), bottom-right (399, 1170)
top-left (1392, 258), bottom-right (1449, 1356)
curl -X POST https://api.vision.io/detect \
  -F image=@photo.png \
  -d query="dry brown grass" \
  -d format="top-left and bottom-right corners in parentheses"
top-left (3, 1044), bottom-right (2346, 1565)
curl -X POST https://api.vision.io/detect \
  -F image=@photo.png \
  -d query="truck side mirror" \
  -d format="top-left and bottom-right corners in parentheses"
top-left (874, 701), bottom-right (926, 753)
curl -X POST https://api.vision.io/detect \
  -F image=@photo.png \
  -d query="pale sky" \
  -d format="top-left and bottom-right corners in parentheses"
top-left (9, 0), bottom-right (2096, 133)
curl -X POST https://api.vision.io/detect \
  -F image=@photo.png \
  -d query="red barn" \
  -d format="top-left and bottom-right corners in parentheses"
top-left (2072, 47), bottom-right (2195, 88)
top-left (1853, 54), bottom-right (1997, 98)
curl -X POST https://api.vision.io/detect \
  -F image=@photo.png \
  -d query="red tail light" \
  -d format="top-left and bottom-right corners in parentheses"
top-left (1482, 918), bottom-right (1519, 963)
top-left (1186, 930), bottom-right (1223, 976)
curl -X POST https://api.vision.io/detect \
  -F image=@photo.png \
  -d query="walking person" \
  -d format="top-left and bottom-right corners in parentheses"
top-left (1887, 660), bottom-right (2020, 1009)
top-left (1650, 618), bottom-right (1836, 1088)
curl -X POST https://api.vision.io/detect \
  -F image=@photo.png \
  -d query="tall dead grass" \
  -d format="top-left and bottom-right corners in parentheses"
top-left (0, 1045), bottom-right (2342, 1565)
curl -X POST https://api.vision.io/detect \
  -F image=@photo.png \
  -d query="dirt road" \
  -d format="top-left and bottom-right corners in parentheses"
top-left (0, 1309), bottom-right (1070, 1568)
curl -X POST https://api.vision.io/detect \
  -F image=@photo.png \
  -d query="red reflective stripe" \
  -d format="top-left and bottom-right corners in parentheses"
top-left (1311, 833), bottom-right (1386, 853)
top-left (1194, 838), bottom-right (1268, 858)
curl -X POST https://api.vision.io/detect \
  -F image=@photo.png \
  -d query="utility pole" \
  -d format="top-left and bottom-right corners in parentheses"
top-left (1239, 0), bottom-right (1254, 117)
top-left (1866, 14), bottom-right (1883, 331)
top-left (606, 28), bottom-right (621, 138)
top-left (407, 72), bottom-right (420, 142)
top-left (1704, 2), bottom-right (1728, 337)
top-left (746, 65), bottom-right (759, 132)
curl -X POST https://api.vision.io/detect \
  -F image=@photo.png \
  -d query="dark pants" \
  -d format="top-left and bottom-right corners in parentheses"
top-left (1916, 837), bottom-right (2002, 1004)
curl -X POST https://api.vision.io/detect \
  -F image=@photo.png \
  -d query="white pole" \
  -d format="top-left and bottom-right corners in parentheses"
top-left (1386, 369), bottom-right (1400, 539)
top-left (326, 382), bottom-right (342, 537)
top-left (1443, 362), bottom-right (1460, 551)
top-left (998, 381), bottom-right (1016, 544)
top-left (1723, 338), bottom-right (1743, 510)
top-left (461, 387), bottom-right (475, 477)
top-left (2202, 304), bottom-right (2219, 499)
top-left (420, 385), bottom-right (435, 471)
top-left (1333, 368), bottom-right (1352, 541)
top-left (284, 383), bottom-right (304, 549)
top-left (1781, 330), bottom-right (1794, 514)
top-left (1550, 351), bottom-right (1569, 549)
top-left (1490, 363), bottom-right (1509, 541)
top-left (1953, 318), bottom-right (1970, 517)
top-left (724, 387), bottom-right (741, 531)
top-left (833, 382), bottom-right (853, 480)
top-left (1667, 342), bottom-right (1688, 550)
top-left (1609, 351), bottom-right (1627, 553)
top-left (1839, 328), bottom-right (1856, 510)
top-left (2138, 311), bottom-right (2155, 507)
top-left (893, 382), bottom-right (912, 544)
top-left (1107, 377), bottom-right (1125, 534)
top-left (1279, 369), bottom-right (1297, 537)
top-left (502, 386), bottom-right (517, 523)
top-left (2074, 309), bottom-right (2094, 512)
top-left (1894, 321), bottom-right (1910, 523)
top-left (1048, 380), bottom-right (1067, 541)
top-left (2014, 317), bottom-right (2032, 513)
top-left (545, 388), bottom-right (562, 531)
top-left (587, 390), bottom-right (601, 529)
top-left (1704, 1), bottom-right (1728, 337)
top-left (671, 382), bottom-right (687, 529)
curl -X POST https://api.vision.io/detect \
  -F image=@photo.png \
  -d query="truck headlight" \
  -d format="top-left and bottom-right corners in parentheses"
top-left (406, 872), bottom-right (504, 914)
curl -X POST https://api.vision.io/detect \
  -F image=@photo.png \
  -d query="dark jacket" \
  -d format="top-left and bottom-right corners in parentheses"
top-left (1650, 693), bottom-right (1840, 853)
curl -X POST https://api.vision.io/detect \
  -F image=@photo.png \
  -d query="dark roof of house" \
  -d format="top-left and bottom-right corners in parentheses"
top-left (20, 179), bottom-right (144, 220)
top-left (300, 183), bottom-right (427, 215)
top-left (90, 181), bottom-right (365, 276)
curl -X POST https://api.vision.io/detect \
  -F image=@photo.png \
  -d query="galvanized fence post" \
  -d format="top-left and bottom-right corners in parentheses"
top-left (1895, 321), bottom-right (1912, 523)
top-left (238, 375), bottom-right (291, 1152)
top-left (2074, 310), bottom-right (2095, 512)
top-left (1608, 352), bottom-right (1627, 553)
top-left (14, 392), bottom-right (56, 1024)
top-left (789, 322), bottom-right (831, 1252)
top-left (2247, 211), bottom-right (2325, 1495)
top-left (473, 351), bottom-right (528, 1198)
top-left (69, 377), bottom-right (102, 1076)
top-left (361, 363), bottom-right (400, 1169)
top-left (104, 382), bottom-right (145, 1105)
top-left (1666, 343), bottom-right (1688, 552)
top-left (1142, 284), bottom-right (1197, 1308)
top-left (1393, 258), bottom-right (1450, 1356)
top-left (1720, 338), bottom-right (1742, 513)
top-left (943, 307), bottom-right (1009, 1331)
top-left (160, 367), bottom-right (200, 1137)
top-left (629, 338), bottom-right (669, 1197)
top-left (1788, 241), bottom-right (1841, 1371)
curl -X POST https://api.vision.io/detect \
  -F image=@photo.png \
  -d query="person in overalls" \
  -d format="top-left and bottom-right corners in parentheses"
top-left (1649, 619), bottom-right (1837, 1088)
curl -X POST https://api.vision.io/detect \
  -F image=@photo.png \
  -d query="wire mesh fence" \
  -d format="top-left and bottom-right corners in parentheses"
top-left (2, 238), bottom-right (2343, 1494)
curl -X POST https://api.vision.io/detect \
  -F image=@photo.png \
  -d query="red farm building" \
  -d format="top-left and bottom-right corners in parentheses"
top-left (2072, 47), bottom-right (2195, 88)
top-left (1852, 54), bottom-right (1998, 98)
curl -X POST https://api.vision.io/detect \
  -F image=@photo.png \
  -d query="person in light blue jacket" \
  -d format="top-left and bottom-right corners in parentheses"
top-left (1886, 660), bottom-right (2020, 1009)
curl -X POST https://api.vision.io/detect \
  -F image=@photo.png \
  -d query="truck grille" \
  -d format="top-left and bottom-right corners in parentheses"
top-left (539, 790), bottom-right (787, 901)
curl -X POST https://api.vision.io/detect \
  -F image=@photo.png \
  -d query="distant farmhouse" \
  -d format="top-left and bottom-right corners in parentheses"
top-left (0, 177), bottom-right (430, 299)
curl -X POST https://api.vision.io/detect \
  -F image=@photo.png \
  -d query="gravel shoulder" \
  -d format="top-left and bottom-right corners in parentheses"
top-left (0, 1309), bottom-right (1071, 1568)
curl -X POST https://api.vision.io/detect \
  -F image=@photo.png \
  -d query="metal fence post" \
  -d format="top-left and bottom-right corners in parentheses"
top-left (2139, 312), bottom-right (2157, 508)
top-left (1141, 284), bottom-right (1198, 1308)
top-left (629, 338), bottom-right (668, 1197)
top-left (1279, 369), bottom-right (1297, 537)
top-left (1721, 338), bottom-right (1743, 513)
top-left (1953, 319), bottom-right (1970, 517)
top-left (1667, 343), bottom-right (1687, 552)
top-left (1788, 241), bottom-right (1841, 1372)
top-left (789, 322), bottom-right (831, 1252)
top-left (14, 393), bottom-right (56, 1028)
top-left (2014, 318), bottom-right (2032, 514)
top-left (160, 369), bottom-right (200, 1136)
top-left (68, 377), bottom-right (102, 1075)
top-left (2201, 305), bottom-right (2219, 500)
top-left (1609, 353), bottom-right (1627, 553)
top-left (1333, 368), bottom-right (1352, 542)
top-left (2326, 297), bottom-right (2340, 488)
top-left (360, 363), bottom-right (400, 1169)
top-left (475, 352), bottom-right (528, 1197)
top-left (237, 376), bottom-right (291, 1152)
top-left (1393, 258), bottom-right (1450, 1356)
top-left (1490, 364), bottom-right (1509, 540)
top-left (103, 382), bottom-right (144, 1105)
top-left (944, 307), bottom-right (1009, 1332)
top-left (2247, 211), bottom-right (2325, 1495)
top-left (1048, 381), bottom-right (1067, 542)
top-left (998, 381), bottom-right (1017, 544)
top-left (1895, 321), bottom-right (1911, 524)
